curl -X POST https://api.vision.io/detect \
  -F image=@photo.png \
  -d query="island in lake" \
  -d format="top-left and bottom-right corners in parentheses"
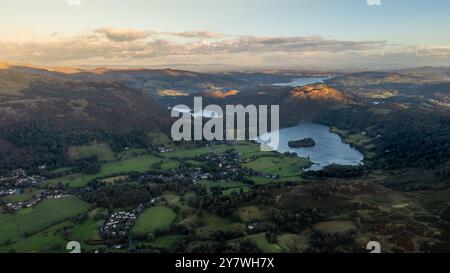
top-left (288, 138), bottom-right (316, 148)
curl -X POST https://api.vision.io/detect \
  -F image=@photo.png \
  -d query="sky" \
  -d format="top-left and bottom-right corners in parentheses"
top-left (0, 0), bottom-right (449, 69)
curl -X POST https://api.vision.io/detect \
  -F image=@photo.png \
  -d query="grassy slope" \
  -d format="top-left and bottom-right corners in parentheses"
top-left (132, 207), bottom-right (177, 235)
top-left (0, 196), bottom-right (90, 245)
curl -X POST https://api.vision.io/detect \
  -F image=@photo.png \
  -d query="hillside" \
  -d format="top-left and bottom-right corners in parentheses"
top-left (0, 69), bottom-right (169, 169)
top-left (0, 62), bottom-right (245, 99)
top-left (288, 84), bottom-right (350, 103)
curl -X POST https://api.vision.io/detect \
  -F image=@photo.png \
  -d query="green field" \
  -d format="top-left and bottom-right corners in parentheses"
top-left (48, 154), bottom-right (173, 188)
top-left (1, 190), bottom-right (42, 203)
top-left (151, 234), bottom-right (186, 248)
top-left (277, 234), bottom-right (309, 252)
top-left (160, 160), bottom-right (180, 170)
top-left (49, 141), bottom-right (295, 189)
top-left (132, 207), bottom-right (177, 235)
top-left (68, 143), bottom-right (116, 161)
top-left (201, 181), bottom-right (247, 189)
top-left (181, 212), bottom-right (245, 238)
top-left (244, 155), bottom-right (309, 177)
top-left (116, 148), bottom-right (148, 160)
top-left (99, 154), bottom-right (162, 175)
top-left (68, 219), bottom-right (103, 243)
top-left (246, 233), bottom-right (282, 253)
top-left (163, 144), bottom-right (231, 158)
top-left (47, 173), bottom-right (97, 188)
top-left (200, 181), bottom-right (251, 196)
top-left (50, 167), bottom-right (73, 174)
top-left (0, 196), bottom-right (90, 245)
top-left (222, 187), bottom-right (251, 196)
top-left (0, 218), bottom-right (103, 253)
top-left (0, 221), bottom-right (71, 253)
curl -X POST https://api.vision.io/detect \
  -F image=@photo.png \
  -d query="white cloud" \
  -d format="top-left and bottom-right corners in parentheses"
top-left (67, 0), bottom-right (81, 7)
top-left (1, 27), bottom-right (448, 68)
top-left (367, 0), bottom-right (382, 6)
top-left (95, 28), bottom-right (152, 42)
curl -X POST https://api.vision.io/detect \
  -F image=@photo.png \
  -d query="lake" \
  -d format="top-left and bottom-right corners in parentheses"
top-left (170, 105), bottom-right (223, 118)
top-left (256, 123), bottom-right (364, 171)
top-left (272, 76), bottom-right (333, 87)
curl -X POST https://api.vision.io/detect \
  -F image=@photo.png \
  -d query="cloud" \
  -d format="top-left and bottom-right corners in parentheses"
top-left (94, 27), bottom-right (152, 42)
top-left (1, 27), bottom-right (447, 67)
top-left (171, 31), bottom-right (225, 39)
top-left (188, 35), bottom-right (386, 54)
top-left (367, 0), bottom-right (382, 6)
top-left (397, 45), bottom-right (450, 59)
top-left (67, 0), bottom-right (81, 6)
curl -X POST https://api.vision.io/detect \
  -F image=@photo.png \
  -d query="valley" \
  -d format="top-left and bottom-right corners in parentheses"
top-left (0, 63), bottom-right (449, 253)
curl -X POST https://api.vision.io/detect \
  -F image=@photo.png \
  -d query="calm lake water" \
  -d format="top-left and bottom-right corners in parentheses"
top-left (272, 76), bottom-right (333, 87)
top-left (257, 123), bottom-right (364, 171)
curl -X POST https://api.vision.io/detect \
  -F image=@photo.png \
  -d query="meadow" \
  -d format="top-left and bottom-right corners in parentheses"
top-left (0, 196), bottom-right (90, 245)
top-left (132, 206), bottom-right (177, 236)
top-left (243, 155), bottom-right (310, 177)
top-left (48, 154), bottom-right (176, 188)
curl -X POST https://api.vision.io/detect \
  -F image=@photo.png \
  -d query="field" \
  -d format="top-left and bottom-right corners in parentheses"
top-left (98, 175), bottom-right (129, 184)
top-left (162, 144), bottom-right (231, 158)
top-left (244, 155), bottom-right (310, 177)
top-left (181, 211), bottom-right (245, 238)
top-left (163, 142), bottom-right (270, 159)
top-left (0, 218), bottom-right (103, 253)
top-left (47, 173), bottom-right (97, 188)
top-left (277, 234), bottom-right (309, 252)
top-left (0, 196), bottom-right (90, 246)
top-left (48, 154), bottom-right (173, 188)
top-left (99, 154), bottom-right (163, 175)
top-left (1, 189), bottom-right (43, 203)
top-left (49, 141), bottom-right (298, 189)
top-left (151, 234), bottom-right (186, 249)
top-left (132, 207), bottom-right (177, 235)
top-left (201, 181), bottom-right (247, 189)
top-left (245, 233), bottom-right (282, 253)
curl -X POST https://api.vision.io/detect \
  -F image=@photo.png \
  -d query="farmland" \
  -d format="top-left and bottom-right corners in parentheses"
top-left (132, 207), bottom-right (177, 235)
top-left (1, 139), bottom-right (447, 254)
top-left (0, 196), bottom-right (90, 246)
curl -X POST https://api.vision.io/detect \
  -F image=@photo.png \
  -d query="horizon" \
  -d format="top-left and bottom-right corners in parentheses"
top-left (2, 59), bottom-right (449, 73)
top-left (1, 0), bottom-right (449, 69)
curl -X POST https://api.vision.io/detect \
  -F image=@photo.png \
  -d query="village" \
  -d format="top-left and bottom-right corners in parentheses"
top-left (100, 205), bottom-right (145, 240)
top-left (189, 151), bottom-right (279, 184)
top-left (138, 149), bottom-right (278, 186)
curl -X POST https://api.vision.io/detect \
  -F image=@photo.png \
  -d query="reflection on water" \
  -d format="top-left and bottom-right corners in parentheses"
top-left (272, 76), bottom-right (333, 87)
top-left (257, 123), bottom-right (364, 171)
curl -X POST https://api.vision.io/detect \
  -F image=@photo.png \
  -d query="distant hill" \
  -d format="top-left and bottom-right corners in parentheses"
top-left (329, 69), bottom-right (450, 87)
top-left (0, 69), bottom-right (168, 131)
top-left (397, 66), bottom-right (450, 81)
top-left (204, 90), bottom-right (240, 99)
top-left (279, 84), bottom-right (353, 122)
top-left (0, 62), bottom-right (245, 99)
top-left (288, 84), bottom-right (350, 103)
top-left (0, 69), bottom-right (170, 169)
